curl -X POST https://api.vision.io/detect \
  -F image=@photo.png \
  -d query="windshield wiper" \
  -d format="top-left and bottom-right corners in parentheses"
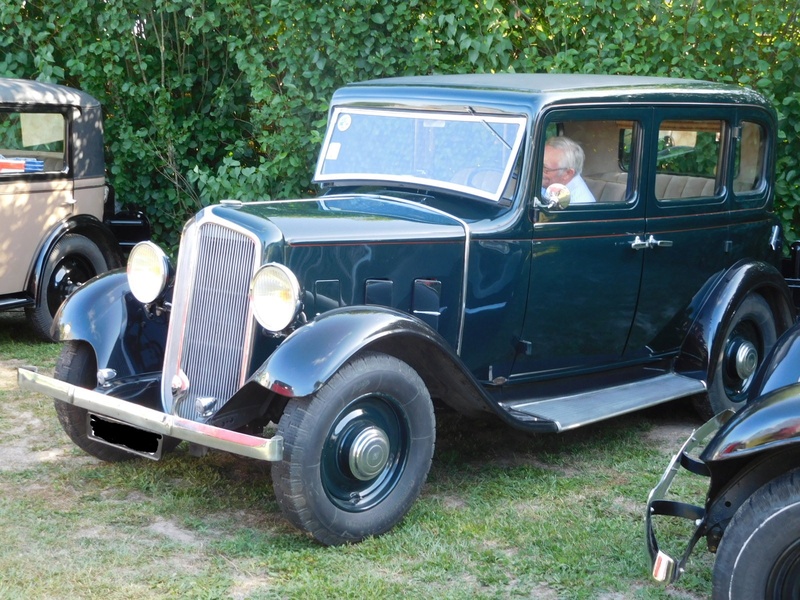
top-left (469, 107), bottom-right (512, 150)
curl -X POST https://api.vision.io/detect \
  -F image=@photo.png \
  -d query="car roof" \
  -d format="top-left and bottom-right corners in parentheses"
top-left (353, 73), bottom-right (723, 93)
top-left (342, 73), bottom-right (770, 109)
top-left (0, 78), bottom-right (100, 108)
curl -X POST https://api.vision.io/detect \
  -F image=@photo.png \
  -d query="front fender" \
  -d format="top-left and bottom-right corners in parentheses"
top-left (749, 320), bottom-right (800, 398)
top-left (54, 269), bottom-right (168, 376)
top-left (702, 382), bottom-right (800, 463)
top-left (676, 260), bottom-right (794, 380)
top-left (250, 306), bottom-right (452, 398)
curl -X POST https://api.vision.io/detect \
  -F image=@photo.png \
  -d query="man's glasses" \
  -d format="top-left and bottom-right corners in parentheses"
top-left (542, 166), bottom-right (567, 173)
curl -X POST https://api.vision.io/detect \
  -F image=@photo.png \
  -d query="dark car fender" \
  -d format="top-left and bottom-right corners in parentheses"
top-left (748, 319), bottom-right (800, 397)
top-left (247, 305), bottom-right (493, 417)
top-left (53, 269), bottom-right (169, 376)
top-left (699, 383), bottom-right (800, 532)
top-left (675, 259), bottom-right (795, 381)
top-left (26, 215), bottom-right (124, 306)
top-left (703, 383), bottom-right (800, 463)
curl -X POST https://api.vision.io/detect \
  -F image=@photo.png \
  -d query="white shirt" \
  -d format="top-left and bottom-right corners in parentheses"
top-left (566, 174), bottom-right (596, 204)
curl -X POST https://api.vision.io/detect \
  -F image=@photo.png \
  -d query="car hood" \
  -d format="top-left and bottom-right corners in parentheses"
top-left (219, 194), bottom-right (468, 245)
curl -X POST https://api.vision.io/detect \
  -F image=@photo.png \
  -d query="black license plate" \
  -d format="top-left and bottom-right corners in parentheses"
top-left (88, 413), bottom-right (164, 460)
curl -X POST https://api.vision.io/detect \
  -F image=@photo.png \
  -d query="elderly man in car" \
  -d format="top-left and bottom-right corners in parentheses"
top-left (542, 136), bottom-right (596, 204)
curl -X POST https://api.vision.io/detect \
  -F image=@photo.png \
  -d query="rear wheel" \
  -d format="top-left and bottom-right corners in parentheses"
top-left (272, 352), bottom-right (435, 545)
top-left (27, 234), bottom-right (110, 341)
top-left (712, 469), bottom-right (800, 599)
top-left (695, 293), bottom-right (776, 420)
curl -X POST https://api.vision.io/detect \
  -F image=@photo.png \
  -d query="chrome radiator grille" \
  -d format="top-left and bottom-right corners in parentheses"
top-left (162, 218), bottom-right (259, 420)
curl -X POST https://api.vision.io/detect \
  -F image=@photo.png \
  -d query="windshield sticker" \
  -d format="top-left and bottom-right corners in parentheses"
top-left (337, 114), bottom-right (352, 132)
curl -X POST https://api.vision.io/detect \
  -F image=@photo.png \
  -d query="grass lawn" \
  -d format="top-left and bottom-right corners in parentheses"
top-left (0, 310), bottom-right (713, 599)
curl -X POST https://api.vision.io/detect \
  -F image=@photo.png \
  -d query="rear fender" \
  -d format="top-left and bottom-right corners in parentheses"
top-left (248, 305), bottom-right (491, 416)
top-left (26, 215), bottom-right (124, 305)
top-left (53, 270), bottom-right (168, 376)
top-left (676, 260), bottom-right (794, 381)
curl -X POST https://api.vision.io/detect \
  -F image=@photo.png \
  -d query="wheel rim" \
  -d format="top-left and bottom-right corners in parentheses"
top-left (320, 394), bottom-right (409, 512)
top-left (722, 320), bottom-right (762, 404)
top-left (766, 538), bottom-right (800, 598)
top-left (46, 254), bottom-right (97, 314)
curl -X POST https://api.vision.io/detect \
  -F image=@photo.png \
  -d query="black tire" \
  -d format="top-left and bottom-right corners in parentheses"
top-left (26, 233), bottom-right (110, 341)
top-left (272, 351), bottom-right (435, 546)
top-left (695, 293), bottom-right (776, 420)
top-left (712, 469), bottom-right (800, 599)
top-left (53, 341), bottom-right (138, 462)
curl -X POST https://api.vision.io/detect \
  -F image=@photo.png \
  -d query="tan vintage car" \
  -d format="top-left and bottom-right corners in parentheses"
top-left (0, 78), bottom-right (149, 339)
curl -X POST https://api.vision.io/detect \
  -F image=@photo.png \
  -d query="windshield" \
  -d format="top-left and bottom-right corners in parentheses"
top-left (314, 107), bottom-right (527, 202)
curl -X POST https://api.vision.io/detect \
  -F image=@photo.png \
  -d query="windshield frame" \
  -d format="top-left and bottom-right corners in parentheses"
top-left (314, 106), bottom-right (528, 203)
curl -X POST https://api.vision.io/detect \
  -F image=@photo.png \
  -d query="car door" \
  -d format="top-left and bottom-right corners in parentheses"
top-left (0, 108), bottom-right (71, 295)
top-left (624, 107), bottom-right (733, 358)
top-left (511, 108), bottom-right (647, 378)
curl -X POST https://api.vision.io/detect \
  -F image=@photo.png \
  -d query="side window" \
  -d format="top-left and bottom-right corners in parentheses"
top-left (0, 111), bottom-right (65, 175)
top-left (654, 120), bottom-right (723, 200)
top-left (541, 119), bottom-right (640, 204)
top-left (733, 120), bottom-right (766, 195)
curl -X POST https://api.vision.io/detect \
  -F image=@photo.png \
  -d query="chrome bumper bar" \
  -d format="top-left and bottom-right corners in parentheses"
top-left (645, 409), bottom-right (733, 583)
top-left (18, 368), bottom-right (283, 461)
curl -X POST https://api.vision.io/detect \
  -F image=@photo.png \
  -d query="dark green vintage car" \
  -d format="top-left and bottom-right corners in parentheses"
top-left (18, 74), bottom-right (795, 544)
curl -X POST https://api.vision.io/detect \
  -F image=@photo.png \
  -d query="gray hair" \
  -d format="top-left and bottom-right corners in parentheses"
top-left (545, 136), bottom-right (585, 174)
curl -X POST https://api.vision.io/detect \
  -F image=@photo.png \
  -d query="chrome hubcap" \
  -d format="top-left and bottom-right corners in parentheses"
top-left (348, 426), bottom-right (390, 481)
top-left (734, 340), bottom-right (759, 381)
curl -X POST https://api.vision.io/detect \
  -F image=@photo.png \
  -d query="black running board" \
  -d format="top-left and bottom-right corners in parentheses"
top-left (499, 373), bottom-right (706, 432)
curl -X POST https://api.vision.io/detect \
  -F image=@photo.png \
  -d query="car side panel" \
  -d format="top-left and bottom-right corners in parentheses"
top-left (0, 177), bottom-right (73, 294)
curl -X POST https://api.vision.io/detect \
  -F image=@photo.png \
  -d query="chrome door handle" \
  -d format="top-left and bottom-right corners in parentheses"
top-left (647, 235), bottom-right (673, 248)
top-left (630, 235), bottom-right (649, 250)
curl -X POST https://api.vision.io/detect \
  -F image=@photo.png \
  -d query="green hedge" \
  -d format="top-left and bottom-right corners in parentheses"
top-left (2, 0), bottom-right (799, 249)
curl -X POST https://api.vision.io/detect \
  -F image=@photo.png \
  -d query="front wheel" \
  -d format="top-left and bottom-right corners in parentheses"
top-left (272, 352), bottom-right (435, 545)
top-left (712, 469), bottom-right (800, 599)
top-left (695, 293), bottom-right (776, 420)
top-left (53, 341), bottom-right (138, 462)
top-left (53, 341), bottom-right (179, 462)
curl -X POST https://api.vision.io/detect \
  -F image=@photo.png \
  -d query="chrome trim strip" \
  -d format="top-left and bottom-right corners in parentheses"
top-left (18, 368), bottom-right (283, 461)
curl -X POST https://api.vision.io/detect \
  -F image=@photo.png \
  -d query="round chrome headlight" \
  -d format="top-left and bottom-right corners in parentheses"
top-left (127, 241), bottom-right (170, 304)
top-left (250, 264), bottom-right (302, 332)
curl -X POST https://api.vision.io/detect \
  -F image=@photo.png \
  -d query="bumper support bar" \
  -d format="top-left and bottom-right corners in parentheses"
top-left (645, 409), bottom-right (734, 583)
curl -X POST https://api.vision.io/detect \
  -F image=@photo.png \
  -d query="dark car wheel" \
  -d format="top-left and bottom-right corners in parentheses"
top-left (272, 351), bottom-right (435, 546)
top-left (53, 341), bottom-right (179, 462)
top-left (26, 234), bottom-right (110, 341)
top-left (53, 341), bottom-right (138, 462)
top-left (695, 293), bottom-right (776, 420)
top-left (712, 469), bottom-right (800, 600)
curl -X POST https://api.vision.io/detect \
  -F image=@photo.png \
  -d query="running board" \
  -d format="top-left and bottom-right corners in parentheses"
top-left (499, 373), bottom-right (706, 432)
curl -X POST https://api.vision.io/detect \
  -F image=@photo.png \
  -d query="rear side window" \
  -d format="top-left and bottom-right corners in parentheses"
top-left (0, 111), bottom-right (65, 175)
top-left (733, 120), bottom-right (767, 195)
top-left (654, 120), bottom-right (723, 200)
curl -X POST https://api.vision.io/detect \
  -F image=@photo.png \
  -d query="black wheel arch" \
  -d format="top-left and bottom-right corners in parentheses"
top-left (704, 446), bottom-right (800, 551)
top-left (676, 259), bottom-right (795, 382)
top-left (26, 215), bottom-right (124, 306)
top-left (247, 306), bottom-right (496, 420)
